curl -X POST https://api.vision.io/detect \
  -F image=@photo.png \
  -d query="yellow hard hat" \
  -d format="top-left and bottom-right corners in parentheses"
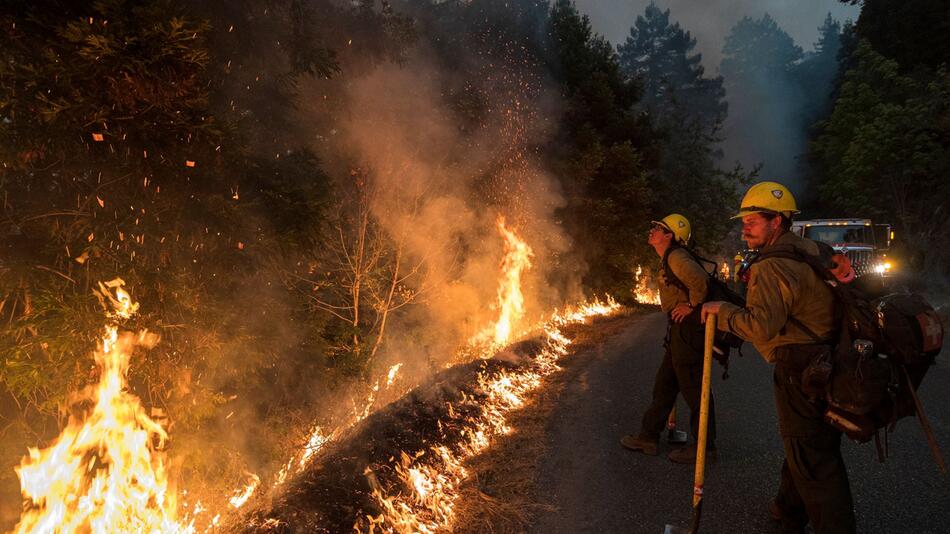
top-left (651, 213), bottom-right (691, 245)
top-left (733, 181), bottom-right (799, 219)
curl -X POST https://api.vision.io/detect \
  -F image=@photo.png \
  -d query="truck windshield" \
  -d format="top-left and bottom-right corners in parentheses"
top-left (804, 225), bottom-right (871, 245)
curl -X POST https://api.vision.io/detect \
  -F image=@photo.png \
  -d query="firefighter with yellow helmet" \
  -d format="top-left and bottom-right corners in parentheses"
top-left (621, 213), bottom-right (719, 464)
top-left (702, 182), bottom-right (855, 533)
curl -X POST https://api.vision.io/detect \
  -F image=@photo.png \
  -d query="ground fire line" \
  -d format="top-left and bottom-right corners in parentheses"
top-left (227, 298), bottom-right (619, 533)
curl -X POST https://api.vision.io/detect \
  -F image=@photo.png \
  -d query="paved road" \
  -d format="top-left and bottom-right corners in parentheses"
top-left (533, 312), bottom-right (950, 534)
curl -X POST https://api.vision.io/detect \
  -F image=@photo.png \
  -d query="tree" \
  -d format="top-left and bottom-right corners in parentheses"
top-left (544, 0), bottom-right (657, 298)
top-left (0, 0), bottom-right (345, 517)
top-left (617, 3), bottom-right (738, 250)
top-left (618, 3), bottom-right (726, 138)
top-left (810, 40), bottom-right (950, 273)
top-left (721, 14), bottom-right (803, 81)
top-left (848, 0), bottom-right (950, 73)
top-left (291, 171), bottom-right (431, 379)
top-left (795, 13), bottom-right (843, 127)
top-left (788, 13), bottom-right (845, 209)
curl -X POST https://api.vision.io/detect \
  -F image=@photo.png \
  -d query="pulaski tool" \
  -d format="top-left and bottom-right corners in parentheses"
top-left (666, 405), bottom-right (688, 444)
top-left (664, 314), bottom-right (716, 534)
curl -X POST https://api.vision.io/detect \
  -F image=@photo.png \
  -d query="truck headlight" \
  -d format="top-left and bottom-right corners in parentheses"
top-left (873, 262), bottom-right (893, 274)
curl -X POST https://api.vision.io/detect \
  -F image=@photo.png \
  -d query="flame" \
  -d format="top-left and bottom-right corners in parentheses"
top-left (386, 363), bottom-right (404, 388)
top-left (633, 265), bottom-right (661, 305)
top-left (227, 474), bottom-right (260, 509)
top-left (360, 297), bottom-right (620, 533)
top-left (490, 217), bottom-right (533, 344)
top-left (243, 220), bottom-right (536, 518)
top-left (297, 427), bottom-right (330, 472)
top-left (720, 261), bottom-right (730, 281)
top-left (270, 363), bottom-right (407, 491)
top-left (471, 216), bottom-right (534, 348)
top-left (14, 280), bottom-right (192, 534)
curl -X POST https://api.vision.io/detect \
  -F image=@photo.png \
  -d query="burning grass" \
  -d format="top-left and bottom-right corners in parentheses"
top-left (452, 310), bottom-right (642, 534)
top-left (228, 358), bottom-right (521, 533)
top-left (225, 301), bottom-right (624, 533)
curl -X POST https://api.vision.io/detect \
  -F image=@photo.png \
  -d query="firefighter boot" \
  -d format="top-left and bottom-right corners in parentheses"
top-left (620, 435), bottom-right (658, 456)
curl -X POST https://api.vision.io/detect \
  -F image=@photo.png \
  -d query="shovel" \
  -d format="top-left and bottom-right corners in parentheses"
top-left (664, 314), bottom-right (716, 534)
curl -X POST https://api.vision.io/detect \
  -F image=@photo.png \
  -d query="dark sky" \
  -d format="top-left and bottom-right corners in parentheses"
top-left (574, 0), bottom-right (860, 67)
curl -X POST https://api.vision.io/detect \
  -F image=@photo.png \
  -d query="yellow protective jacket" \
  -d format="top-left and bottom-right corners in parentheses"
top-left (717, 231), bottom-right (836, 363)
top-left (658, 247), bottom-right (709, 314)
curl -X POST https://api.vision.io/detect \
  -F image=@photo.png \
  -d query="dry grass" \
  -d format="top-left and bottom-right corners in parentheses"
top-left (451, 309), bottom-right (644, 533)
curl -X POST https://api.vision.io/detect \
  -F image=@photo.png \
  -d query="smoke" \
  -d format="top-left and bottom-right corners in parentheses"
top-left (575, 0), bottom-right (859, 197)
top-left (298, 45), bottom-right (577, 376)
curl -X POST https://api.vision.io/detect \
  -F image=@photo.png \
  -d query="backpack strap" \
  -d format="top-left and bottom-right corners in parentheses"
top-left (682, 247), bottom-right (720, 274)
top-left (661, 244), bottom-right (691, 296)
top-left (662, 245), bottom-right (719, 301)
top-left (754, 243), bottom-right (838, 283)
top-left (786, 315), bottom-right (824, 344)
top-left (749, 242), bottom-right (835, 344)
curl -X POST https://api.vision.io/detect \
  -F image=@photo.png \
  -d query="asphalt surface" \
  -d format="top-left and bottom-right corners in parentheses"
top-left (533, 311), bottom-right (950, 534)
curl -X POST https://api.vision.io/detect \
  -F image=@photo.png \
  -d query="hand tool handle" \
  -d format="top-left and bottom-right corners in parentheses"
top-left (693, 315), bottom-right (716, 509)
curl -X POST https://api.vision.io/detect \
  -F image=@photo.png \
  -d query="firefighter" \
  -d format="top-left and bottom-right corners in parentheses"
top-left (701, 182), bottom-right (855, 534)
top-left (621, 213), bottom-right (718, 464)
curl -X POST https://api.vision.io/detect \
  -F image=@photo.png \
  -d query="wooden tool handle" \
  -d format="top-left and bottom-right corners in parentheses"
top-left (693, 315), bottom-right (716, 508)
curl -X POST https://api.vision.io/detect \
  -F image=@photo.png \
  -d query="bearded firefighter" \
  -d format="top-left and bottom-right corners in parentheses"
top-left (702, 182), bottom-right (855, 534)
top-left (621, 214), bottom-right (718, 464)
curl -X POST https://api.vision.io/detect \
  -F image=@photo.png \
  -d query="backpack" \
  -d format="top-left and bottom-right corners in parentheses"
top-left (662, 245), bottom-right (747, 375)
top-left (752, 241), bottom-right (945, 467)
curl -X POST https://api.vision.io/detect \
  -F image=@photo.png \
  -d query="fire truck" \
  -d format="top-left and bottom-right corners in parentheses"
top-left (790, 218), bottom-right (895, 277)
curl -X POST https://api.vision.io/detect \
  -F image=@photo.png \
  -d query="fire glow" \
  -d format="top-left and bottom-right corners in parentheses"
top-left (13, 280), bottom-right (192, 534)
top-left (12, 220), bottom-right (616, 534)
top-left (633, 264), bottom-right (661, 305)
top-left (359, 297), bottom-right (620, 533)
top-left (471, 216), bottom-right (534, 348)
top-left (351, 222), bottom-right (618, 533)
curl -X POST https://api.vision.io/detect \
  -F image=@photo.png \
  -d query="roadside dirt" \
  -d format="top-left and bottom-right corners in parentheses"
top-left (452, 308), bottom-right (648, 533)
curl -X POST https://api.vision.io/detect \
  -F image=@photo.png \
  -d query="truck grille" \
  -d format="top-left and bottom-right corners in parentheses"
top-left (845, 249), bottom-right (874, 276)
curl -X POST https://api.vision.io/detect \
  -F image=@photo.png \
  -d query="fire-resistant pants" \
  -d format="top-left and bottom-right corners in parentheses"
top-left (638, 315), bottom-right (716, 446)
top-left (772, 361), bottom-right (856, 534)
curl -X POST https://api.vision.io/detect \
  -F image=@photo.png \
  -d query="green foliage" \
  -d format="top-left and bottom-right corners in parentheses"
top-left (809, 40), bottom-right (950, 273)
top-left (852, 0), bottom-right (950, 72)
top-left (545, 0), bottom-right (656, 296)
top-left (617, 3), bottom-right (738, 253)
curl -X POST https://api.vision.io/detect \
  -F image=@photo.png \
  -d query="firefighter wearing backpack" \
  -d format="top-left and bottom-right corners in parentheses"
top-left (621, 213), bottom-right (718, 464)
top-left (701, 181), bottom-right (855, 534)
